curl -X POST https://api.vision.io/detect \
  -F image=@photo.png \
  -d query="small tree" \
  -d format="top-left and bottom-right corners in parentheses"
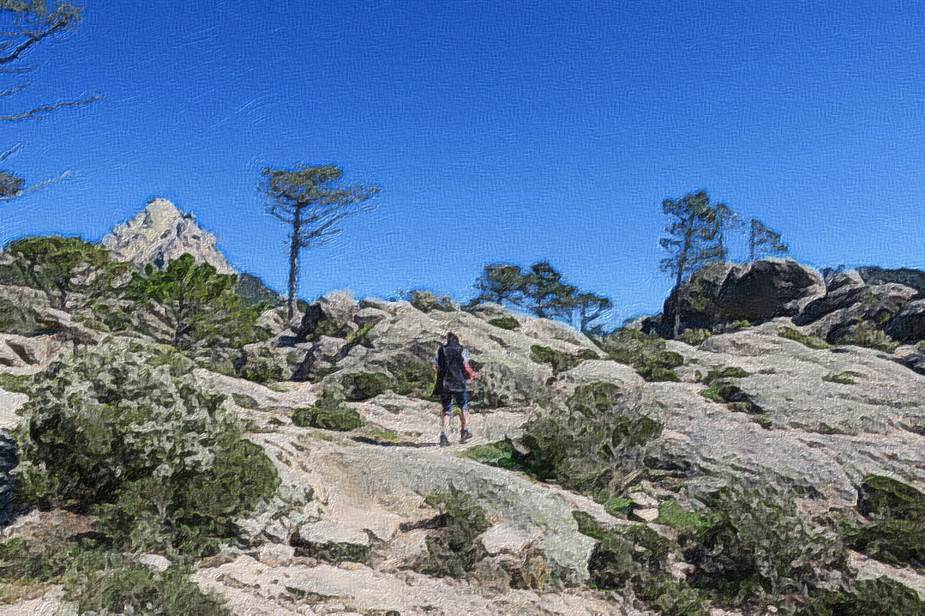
top-left (659, 191), bottom-right (730, 338)
top-left (123, 254), bottom-right (260, 351)
top-left (523, 261), bottom-right (577, 320)
top-left (573, 291), bottom-right (613, 334)
top-left (748, 218), bottom-right (788, 262)
top-left (262, 165), bottom-right (379, 321)
top-left (471, 263), bottom-right (528, 306)
top-left (0, 236), bottom-right (126, 309)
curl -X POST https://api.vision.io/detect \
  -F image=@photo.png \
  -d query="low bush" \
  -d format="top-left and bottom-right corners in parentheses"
top-left (516, 382), bottom-right (662, 500)
top-left (598, 329), bottom-right (683, 382)
top-left (392, 361), bottom-right (435, 398)
top-left (405, 290), bottom-right (457, 313)
top-left (656, 500), bottom-right (711, 534)
top-left (292, 391), bottom-right (365, 431)
top-left (685, 484), bottom-right (847, 606)
top-left (680, 328), bottom-right (712, 346)
top-left (701, 366), bottom-right (750, 385)
top-left (822, 371), bottom-right (859, 385)
top-left (573, 512), bottom-right (708, 616)
top-left (700, 382), bottom-right (764, 415)
top-left (14, 340), bottom-right (279, 556)
top-left (844, 475), bottom-right (925, 569)
top-left (779, 327), bottom-right (831, 350)
top-left (834, 322), bottom-right (899, 353)
top-left (0, 298), bottom-right (43, 336)
top-left (463, 439), bottom-right (525, 472)
top-left (419, 487), bottom-right (491, 578)
top-left (341, 371), bottom-right (393, 401)
top-left (529, 344), bottom-right (586, 374)
top-left (488, 315), bottom-right (520, 330)
top-left (0, 372), bottom-right (31, 394)
top-left (0, 537), bottom-right (228, 614)
top-left (801, 576), bottom-right (925, 616)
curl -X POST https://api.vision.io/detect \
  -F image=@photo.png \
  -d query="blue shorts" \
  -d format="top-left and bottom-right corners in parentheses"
top-left (440, 390), bottom-right (469, 416)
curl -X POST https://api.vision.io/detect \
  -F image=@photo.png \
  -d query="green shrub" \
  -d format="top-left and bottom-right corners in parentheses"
top-left (488, 315), bottom-right (520, 330)
top-left (419, 487), bottom-right (491, 577)
top-left (656, 500), bottom-right (711, 534)
top-left (392, 361), bottom-right (435, 398)
top-left (15, 340), bottom-right (279, 555)
top-left (680, 328), bottom-right (712, 346)
top-left (529, 344), bottom-right (585, 374)
top-left (701, 382), bottom-right (765, 418)
top-left (237, 349), bottom-right (286, 384)
top-left (779, 327), bottom-right (831, 350)
top-left (801, 576), bottom-right (925, 616)
top-left (0, 372), bottom-right (32, 394)
top-left (858, 475), bottom-right (925, 520)
top-left (341, 371), bottom-right (393, 400)
top-left (686, 484), bottom-right (847, 604)
top-left (0, 298), bottom-right (43, 336)
top-left (834, 322), bottom-right (899, 353)
top-left (463, 439), bottom-right (525, 471)
top-left (292, 391), bottom-right (364, 431)
top-left (0, 537), bottom-right (229, 615)
top-left (405, 290), bottom-right (457, 313)
top-left (516, 382), bottom-right (661, 499)
top-left (573, 512), bottom-right (708, 615)
top-left (599, 329), bottom-right (683, 382)
top-left (702, 366), bottom-right (750, 385)
top-left (844, 475), bottom-right (925, 569)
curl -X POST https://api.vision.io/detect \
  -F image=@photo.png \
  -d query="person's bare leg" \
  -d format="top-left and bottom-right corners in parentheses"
top-left (442, 413), bottom-right (451, 435)
top-left (460, 410), bottom-right (469, 432)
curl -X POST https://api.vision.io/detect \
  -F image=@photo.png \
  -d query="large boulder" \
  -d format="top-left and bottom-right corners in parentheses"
top-left (796, 280), bottom-right (918, 341)
top-left (662, 259), bottom-right (825, 336)
top-left (297, 291), bottom-right (359, 340)
top-left (885, 300), bottom-right (925, 343)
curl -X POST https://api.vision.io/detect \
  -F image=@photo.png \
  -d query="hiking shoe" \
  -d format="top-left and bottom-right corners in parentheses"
top-left (439, 433), bottom-right (450, 447)
top-left (460, 429), bottom-right (473, 444)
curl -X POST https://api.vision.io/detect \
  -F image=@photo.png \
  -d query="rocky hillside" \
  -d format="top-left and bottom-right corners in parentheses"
top-left (0, 212), bottom-right (923, 614)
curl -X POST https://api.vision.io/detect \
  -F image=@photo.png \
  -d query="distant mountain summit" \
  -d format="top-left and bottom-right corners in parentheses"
top-left (102, 198), bottom-right (234, 274)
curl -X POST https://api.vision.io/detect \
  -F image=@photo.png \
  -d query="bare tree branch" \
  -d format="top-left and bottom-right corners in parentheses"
top-left (0, 93), bottom-right (100, 121)
top-left (0, 142), bottom-right (21, 160)
top-left (0, 169), bottom-right (71, 201)
top-left (0, 83), bottom-right (25, 97)
top-left (0, 14), bottom-right (68, 65)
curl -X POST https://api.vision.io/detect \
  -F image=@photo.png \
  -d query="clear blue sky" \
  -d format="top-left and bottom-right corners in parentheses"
top-left (2, 0), bottom-right (924, 321)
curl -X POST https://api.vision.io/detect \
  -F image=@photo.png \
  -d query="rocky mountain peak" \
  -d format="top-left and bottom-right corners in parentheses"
top-left (102, 198), bottom-right (234, 274)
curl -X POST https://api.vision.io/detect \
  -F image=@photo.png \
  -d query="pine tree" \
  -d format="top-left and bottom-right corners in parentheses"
top-left (748, 218), bottom-right (789, 261)
top-left (262, 165), bottom-right (379, 321)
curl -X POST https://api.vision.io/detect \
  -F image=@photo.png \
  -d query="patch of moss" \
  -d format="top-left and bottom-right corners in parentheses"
top-left (702, 366), bottom-right (750, 385)
top-left (463, 439), bottom-right (526, 471)
top-left (858, 475), bottom-right (925, 520)
top-left (231, 393), bottom-right (260, 409)
top-left (291, 538), bottom-right (372, 563)
top-left (844, 475), bottom-right (925, 569)
top-left (779, 327), bottom-right (831, 350)
top-left (392, 361), bottom-right (434, 398)
top-left (488, 315), bottom-right (520, 330)
top-left (292, 391), bottom-right (365, 431)
top-left (599, 329), bottom-right (683, 382)
top-left (822, 371), bottom-right (860, 385)
top-left (657, 500), bottom-right (711, 534)
top-left (602, 496), bottom-right (633, 517)
top-left (701, 382), bottom-right (765, 416)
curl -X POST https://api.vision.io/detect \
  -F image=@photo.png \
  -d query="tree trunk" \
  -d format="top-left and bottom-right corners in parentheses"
top-left (286, 208), bottom-right (303, 322)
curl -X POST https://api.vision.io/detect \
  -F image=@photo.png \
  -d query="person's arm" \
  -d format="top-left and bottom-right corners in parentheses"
top-left (463, 349), bottom-right (481, 380)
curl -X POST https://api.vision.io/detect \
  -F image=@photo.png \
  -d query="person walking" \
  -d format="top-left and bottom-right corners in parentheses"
top-left (432, 332), bottom-right (480, 446)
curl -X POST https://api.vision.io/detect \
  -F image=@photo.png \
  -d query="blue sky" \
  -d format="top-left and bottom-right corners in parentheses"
top-left (2, 0), bottom-right (924, 321)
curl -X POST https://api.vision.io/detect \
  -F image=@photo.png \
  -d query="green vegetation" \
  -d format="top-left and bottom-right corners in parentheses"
top-left (573, 512), bottom-right (708, 616)
top-left (0, 537), bottom-right (228, 614)
top-left (701, 381), bottom-right (768, 427)
top-left (679, 328), bottom-right (712, 346)
top-left (463, 439), bottom-right (525, 471)
top-left (122, 254), bottom-right (263, 352)
top-left (822, 371), bottom-right (860, 385)
top-left (392, 361), bottom-right (435, 398)
top-left (779, 326), bottom-right (831, 349)
top-left (701, 366), bottom-right (750, 384)
top-left (0, 297), bottom-right (43, 336)
top-left (656, 500), bottom-right (711, 533)
top-left (292, 391), bottom-right (364, 431)
top-left (802, 576), bottom-right (925, 616)
top-left (419, 487), bottom-right (491, 577)
top-left (488, 315), bottom-right (520, 330)
top-left (598, 328), bottom-right (683, 381)
top-left (262, 165), bottom-right (379, 320)
top-left (517, 382), bottom-right (662, 502)
top-left (529, 344), bottom-right (586, 374)
top-left (341, 371), bottom-right (393, 401)
top-left (15, 340), bottom-right (279, 557)
top-left (471, 261), bottom-right (612, 333)
top-left (685, 485), bottom-right (846, 606)
top-left (0, 237), bottom-right (127, 311)
top-left (843, 475), bottom-right (925, 569)
top-left (0, 372), bottom-right (31, 394)
top-left (835, 322), bottom-right (900, 353)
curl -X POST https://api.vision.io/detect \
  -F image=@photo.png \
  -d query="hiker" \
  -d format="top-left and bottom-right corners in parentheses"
top-left (433, 332), bottom-right (481, 446)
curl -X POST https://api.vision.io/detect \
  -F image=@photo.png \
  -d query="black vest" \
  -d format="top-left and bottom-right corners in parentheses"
top-left (436, 342), bottom-right (468, 393)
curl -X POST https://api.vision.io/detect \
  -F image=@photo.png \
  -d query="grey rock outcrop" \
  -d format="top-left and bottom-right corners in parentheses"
top-left (102, 198), bottom-right (234, 274)
top-left (662, 259), bottom-right (825, 335)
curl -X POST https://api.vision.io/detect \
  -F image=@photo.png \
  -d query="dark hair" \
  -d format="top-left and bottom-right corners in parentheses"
top-left (446, 332), bottom-right (460, 344)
